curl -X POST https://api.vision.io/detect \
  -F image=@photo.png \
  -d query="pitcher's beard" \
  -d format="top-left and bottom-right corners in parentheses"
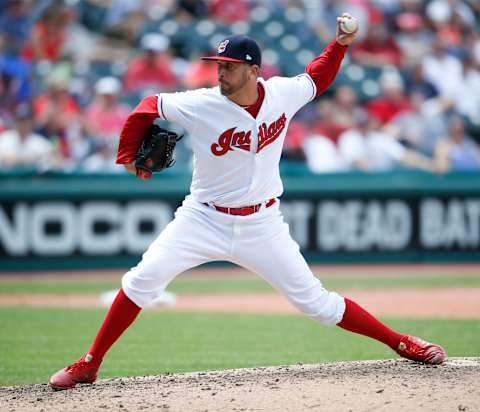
top-left (219, 84), bottom-right (229, 95)
top-left (219, 75), bottom-right (248, 97)
top-left (219, 82), bottom-right (237, 96)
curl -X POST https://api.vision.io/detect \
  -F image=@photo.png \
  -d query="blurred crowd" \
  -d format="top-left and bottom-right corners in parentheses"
top-left (0, 0), bottom-right (479, 174)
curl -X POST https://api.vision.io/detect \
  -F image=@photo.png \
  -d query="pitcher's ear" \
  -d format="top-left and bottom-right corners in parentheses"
top-left (251, 64), bottom-right (260, 77)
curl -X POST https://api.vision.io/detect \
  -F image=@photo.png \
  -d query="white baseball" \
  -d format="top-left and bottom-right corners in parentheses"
top-left (340, 17), bottom-right (358, 34)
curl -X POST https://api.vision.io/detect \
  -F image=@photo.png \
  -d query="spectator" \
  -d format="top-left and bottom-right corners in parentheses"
top-left (33, 73), bottom-right (82, 161)
top-left (303, 132), bottom-right (347, 174)
top-left (0, 112), bottom-right (6, 133)
top-left (177, 0), bottom-right (208, 19)
top-left (350, 12), bottom-right (402, 68)
top-left (337, 110), bottom-right (434, 172)
top-left (404, 62), bottom-right (438, 99)
top-left (384, 90), bottom-right (449, 155)
top-left (83, 76), bottom-right (129, 143)
top-left (183, 58), bottom-right (218, 89)
top-left (311, 100), bottom-right (344, 143)
top-left (208, 0), bottom-right (250, 23)
top-left (329, 84), bottom-right (360, 136)
top-left (102, 0), bottom-right (145, 43)
top-left (0, 104), bottom-right (54, 170)
top-left (33, 74), bottom-right (80, 137)
top-left (0, 0), bottom-right (50, 55)
top-left (365, 71), bottom-right (411, 125)
top-left (434, 115), bottom-right (480, 173)
top-left (283, 120), bottom-right (308, 161)
top-left (426, 0), bottom-right (476, 31)
top-left (79, 0), bottom-right (150, 44)
top-left (453, 54), bottom-right (480, 129)
top-left (21, 3), bottom-right (72, 62)
top-left (472, 30), bottom-right (480, 67)
top-left (82, 140), bottom-right (124, 173)
top-left (395, 11), bottom-right (434, 67)
top-left (426, 0), bottom-right (475, 51)
top-left (422, 38), bottom-right (463, 100)
top-left (124, 33), bottom-right (177, 94)
top-left (0, 0), bottom-right (30, 55)
top-left (0, 52), bottom-right (32, 112)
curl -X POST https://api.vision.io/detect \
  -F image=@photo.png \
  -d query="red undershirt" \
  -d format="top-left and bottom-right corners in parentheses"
top-left (116, 40), bottom-right (347, 164)
top-left (243, 82), bottom-right (265, 118)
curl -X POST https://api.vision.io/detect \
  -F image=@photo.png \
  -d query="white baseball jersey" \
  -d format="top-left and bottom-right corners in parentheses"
top-left (122, 72), bottom-right (345, 328)
top-left (156, 74), bottom-right (317, 207)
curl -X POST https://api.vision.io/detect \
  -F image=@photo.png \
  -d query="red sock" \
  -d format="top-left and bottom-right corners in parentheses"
top-left (337, 298), bottom-right (403, 350)
top-left (87, 288), bottom-right (141, 362)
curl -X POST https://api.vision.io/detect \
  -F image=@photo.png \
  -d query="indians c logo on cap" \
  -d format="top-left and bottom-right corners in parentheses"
top-left (218, 39), bottom-right (229, 54)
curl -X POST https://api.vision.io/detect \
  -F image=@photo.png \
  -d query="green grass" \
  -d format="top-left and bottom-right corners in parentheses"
top-left (0, 307), bottom-right (478, 386)
top-left (1, 275), bottom-right (480, 295)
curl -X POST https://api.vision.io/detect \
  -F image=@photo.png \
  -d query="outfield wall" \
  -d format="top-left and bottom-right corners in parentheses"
top-left (1, 170), bottom-right (479, 270)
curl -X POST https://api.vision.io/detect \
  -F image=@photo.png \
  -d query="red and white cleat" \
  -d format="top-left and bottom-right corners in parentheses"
top-left (396, 335), bottom-right (447, 365)
top-left (49, 354), bottom-right (101, 390)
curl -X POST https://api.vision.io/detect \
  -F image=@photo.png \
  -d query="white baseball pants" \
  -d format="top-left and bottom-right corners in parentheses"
top-left (122, 195), bottom-right (345, 325)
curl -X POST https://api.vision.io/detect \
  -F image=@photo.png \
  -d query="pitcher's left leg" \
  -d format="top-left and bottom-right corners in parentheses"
top-left (233, 216), bottom-right (446, 364)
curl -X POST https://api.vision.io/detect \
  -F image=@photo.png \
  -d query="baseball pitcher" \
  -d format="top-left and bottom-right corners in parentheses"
top-left (49, 14), bottom-right (446, 390)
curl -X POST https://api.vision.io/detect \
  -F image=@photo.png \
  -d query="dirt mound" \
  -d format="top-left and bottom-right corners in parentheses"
top-left (1, 358), bottom-right (478, 412)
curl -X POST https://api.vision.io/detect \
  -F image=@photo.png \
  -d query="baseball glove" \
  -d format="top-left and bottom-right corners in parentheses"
top-left (134, 125), bottom-right (182, 177)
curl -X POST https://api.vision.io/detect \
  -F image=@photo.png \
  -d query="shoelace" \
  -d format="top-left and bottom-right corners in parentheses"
top-left (408, 337), bottom-right (430, 351)
top-left (66, 357), bottom-right (99, 373)
top-left (66, 360), bottom-right (87, 372)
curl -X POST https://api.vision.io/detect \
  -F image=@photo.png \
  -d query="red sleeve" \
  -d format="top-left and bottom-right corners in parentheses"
top-left (116, 95), bottom-right (159, 164)
top-left (305, 40), bottom-right (348, 96)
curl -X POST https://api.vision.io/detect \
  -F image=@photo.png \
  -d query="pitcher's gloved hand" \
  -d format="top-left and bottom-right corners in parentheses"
top-left (134, 125), bottom-right (182, 179)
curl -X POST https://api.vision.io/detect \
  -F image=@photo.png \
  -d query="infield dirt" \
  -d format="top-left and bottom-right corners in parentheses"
top-left (1, 358), bottom-right (478, 412)
top-left (1, 287), bottom-right (480, 319)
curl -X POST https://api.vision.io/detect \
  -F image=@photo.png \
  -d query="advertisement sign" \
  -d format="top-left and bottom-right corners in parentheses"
top-left (1, 194), bottom-right (479, 268)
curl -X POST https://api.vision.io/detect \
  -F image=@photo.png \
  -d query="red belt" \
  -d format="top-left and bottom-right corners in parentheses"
top-left (203, 198), bottom-right (276, 216)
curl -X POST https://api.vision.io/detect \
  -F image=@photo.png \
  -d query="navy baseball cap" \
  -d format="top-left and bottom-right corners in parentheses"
top-left (202, 35), bottom-right (262, 67)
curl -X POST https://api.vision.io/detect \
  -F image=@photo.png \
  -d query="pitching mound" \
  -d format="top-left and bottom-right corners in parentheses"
top-left (1, 358), bottom-right (478, 412)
